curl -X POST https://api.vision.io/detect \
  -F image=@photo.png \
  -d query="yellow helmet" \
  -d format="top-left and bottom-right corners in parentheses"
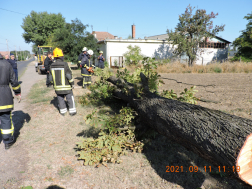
top-left (53, 48), bottom-right (64, 57)
top-left (99, 51), bottom-right (103, 54)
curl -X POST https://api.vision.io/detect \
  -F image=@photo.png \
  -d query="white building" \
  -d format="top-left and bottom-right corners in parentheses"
top-left (97, 38), bottom-right (174, 68)
top-left (94, 25), bottom-right (231, 67)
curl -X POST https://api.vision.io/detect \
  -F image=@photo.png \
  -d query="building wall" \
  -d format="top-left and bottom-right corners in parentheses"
top-left (104, 41), bottom-right (174, 67)
top-left (195, 48), bottom-right (228, 65)
top-left (98, 40), bottom-right (229, 67)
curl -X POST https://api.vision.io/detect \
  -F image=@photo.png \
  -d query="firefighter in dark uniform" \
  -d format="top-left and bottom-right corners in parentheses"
top-left (8, 53), bottom-right (18, 81)
top-left (0, 54), bottom-right (21, 150)
top-left (78, 47), bottom-right (88, 68)
top-left (97, 51), bottom-right (105, 69)
top-left (80, 49), bottom-right (94, 89)
top-left (44, 51), bottom-right (53, 87)
top-left (49, 48), bottom-right (77, 116)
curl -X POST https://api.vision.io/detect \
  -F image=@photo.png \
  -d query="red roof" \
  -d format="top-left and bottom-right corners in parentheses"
top-left (92, 31), bottom-right (114, 41)
top-left (0, 51), bottom-right (10, 56)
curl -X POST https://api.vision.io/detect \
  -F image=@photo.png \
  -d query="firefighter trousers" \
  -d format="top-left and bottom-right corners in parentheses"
top-left (46, 72), bottom-right (51, 86)
top-left (0, 111), bottom-right (14, 144)
top-left (57, 91), bottom-right (76, 115)
top-left (82, 76), bottom-right (91, 88)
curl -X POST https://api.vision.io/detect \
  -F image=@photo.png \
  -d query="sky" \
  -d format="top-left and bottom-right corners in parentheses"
top-left (0, 0), bottom-right (251, 53)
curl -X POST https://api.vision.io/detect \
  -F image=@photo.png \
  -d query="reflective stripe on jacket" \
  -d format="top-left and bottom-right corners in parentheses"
top-left (81, 56), bottom-right (92, 76)
top-left (0, 59), bottom-right (21, 112)
top-left (50, 59), bottom-right (74, 95)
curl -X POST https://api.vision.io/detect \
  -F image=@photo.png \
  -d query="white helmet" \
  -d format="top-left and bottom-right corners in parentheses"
top-left (82, 47), bottom-right (88, 52)
top-left (87, 49), bottom-right (93, 56)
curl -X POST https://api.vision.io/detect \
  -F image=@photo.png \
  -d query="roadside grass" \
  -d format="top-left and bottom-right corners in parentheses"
top-left (27, 79), bottom-right (53, 104)
top-left (17, 69), bottom-right (252, 189)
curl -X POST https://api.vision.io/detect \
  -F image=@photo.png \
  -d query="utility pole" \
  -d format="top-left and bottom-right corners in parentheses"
top-left (15, 45), bottom-right (17, 58)
top-left (19, 46), bottom-right (22, 61)
top-left (6, 39), bottom-right (9, 55)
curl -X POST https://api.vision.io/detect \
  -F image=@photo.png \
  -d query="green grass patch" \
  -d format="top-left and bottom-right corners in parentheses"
top-left (213, 67), bottom-right (222, 73)
top-left (57, 165), bottom-right (74, 177)
top-left (27, 80), bottom-right (53, 104)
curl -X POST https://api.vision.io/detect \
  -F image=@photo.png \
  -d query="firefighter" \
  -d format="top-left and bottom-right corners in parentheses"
top-left (97, 51), bottom-right (105, 69)
top-left (8, 53), bottom-right (18, 81)
top-left (78, 47), bottom-right (88, 67)
top-left (44, 51), bottom-right (53, 87)
top-left (0, 54), bottom-right (21, 150)
top-left (49, 48), bottom-right (77, 116)
top-left (80, 49), bottom-right (94, 89)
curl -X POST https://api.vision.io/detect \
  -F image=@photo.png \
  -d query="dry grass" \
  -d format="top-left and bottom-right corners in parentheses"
top-left (125, 61), bottom-right (252, 74)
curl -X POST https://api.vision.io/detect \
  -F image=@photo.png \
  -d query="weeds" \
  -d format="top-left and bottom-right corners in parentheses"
top-left (161, 86), bottom-right (199, 104)
top-left (58, 165), bottom-right (74, 177)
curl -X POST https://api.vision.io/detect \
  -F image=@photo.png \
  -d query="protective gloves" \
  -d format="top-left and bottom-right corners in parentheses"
top-left (15, 94), bottom-right (21, 103)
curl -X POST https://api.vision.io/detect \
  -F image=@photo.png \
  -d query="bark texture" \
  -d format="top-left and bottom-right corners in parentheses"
top-left (107, 73), bottom-right (252, 177)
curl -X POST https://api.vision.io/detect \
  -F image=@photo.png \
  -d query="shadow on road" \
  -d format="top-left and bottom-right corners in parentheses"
top-left (0, 110), bottom-right (31, 144)
top-left (50, 97), bottom-right (59, 111)
top-left (75, 76), bottom-right (83, 87)
top-left (46, 185), bottom-right (65, 189)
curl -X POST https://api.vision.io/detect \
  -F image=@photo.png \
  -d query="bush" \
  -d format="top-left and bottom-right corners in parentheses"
top-left (213, 67), bottom-right (222, 73)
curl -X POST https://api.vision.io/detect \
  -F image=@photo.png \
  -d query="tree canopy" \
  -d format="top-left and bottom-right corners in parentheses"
top-left (52, 18), bottom-right (99, 62)
top-left (21, 11), bottom-right (65, 46)
top-left (167, 5), bottom-right (225, 66)
top-left (232, 13), bottom-right (252, 62)
top-left (123, 45), bottom-right (143, 65)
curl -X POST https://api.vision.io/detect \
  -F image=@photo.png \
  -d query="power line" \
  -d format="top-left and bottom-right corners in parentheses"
top-left (0, 8), bottom-right (27, 16)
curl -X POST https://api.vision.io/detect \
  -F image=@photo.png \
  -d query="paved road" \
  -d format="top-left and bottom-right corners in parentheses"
top-left (17, 57), bottom-right (35, 79)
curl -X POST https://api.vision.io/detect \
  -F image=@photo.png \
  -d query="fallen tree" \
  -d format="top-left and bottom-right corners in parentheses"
top-left (107, 73), bottom-right (252, 185)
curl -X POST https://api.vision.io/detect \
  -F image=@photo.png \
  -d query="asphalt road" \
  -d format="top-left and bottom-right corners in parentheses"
top-left (17, 57), bottom-right (35, 79)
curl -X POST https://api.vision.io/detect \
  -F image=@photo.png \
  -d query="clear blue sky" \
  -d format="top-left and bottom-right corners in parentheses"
top-left (0, 0), bottom-right (251, 53)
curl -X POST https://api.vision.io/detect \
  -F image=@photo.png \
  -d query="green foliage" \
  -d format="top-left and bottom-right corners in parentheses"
top-left (212, 67), bottom-right (222, 73)
top-left (21, 187), bottom-right (33, 189)
top-left (78, 67), bottom-right (115, 106)
top-left (76, 107), bottom-right (144, 166)
top-left (161, 86), bottom-right (199, 104)
top-left (167, 5), bottom-right (225, 66)
top-left (116, 57), bottom-right (164, 95)
top-left (52, 18), bottom-right (99, 63)
top-left (21, 11), bottom-right (65, 46)
top-left (161, 89), bottom-right (178, 99)
top-left (232, 13), bottom-right (252, 62)
top-left (104, 61), bottom-right (109, 67)
top-left (123, 45), bottom-right (143, 65)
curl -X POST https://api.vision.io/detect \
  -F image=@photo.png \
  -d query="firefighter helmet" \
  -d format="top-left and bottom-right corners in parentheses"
top-left (82, 47), bottom-right (88, 52)
top-left (87, 50), bottom-right (93, 56)
top-left (53, 48), bottom-right (64, 57)
top-left (99, 51), bottom-right (103, 54)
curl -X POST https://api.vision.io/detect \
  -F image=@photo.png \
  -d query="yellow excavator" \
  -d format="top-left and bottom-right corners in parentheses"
top-left (35, 45), bottom-right (53, 74)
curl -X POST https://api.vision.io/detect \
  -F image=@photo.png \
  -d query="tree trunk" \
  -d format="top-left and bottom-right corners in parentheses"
top-left (107, 73), bottom-right (252, 183)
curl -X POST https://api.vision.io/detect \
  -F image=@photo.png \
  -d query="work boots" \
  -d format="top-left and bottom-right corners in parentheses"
top-left (4, 141), bottom-right (15, 150)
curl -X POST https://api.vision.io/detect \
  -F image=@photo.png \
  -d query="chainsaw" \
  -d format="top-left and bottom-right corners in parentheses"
top-left (86, 67), bottom-right (94, 73)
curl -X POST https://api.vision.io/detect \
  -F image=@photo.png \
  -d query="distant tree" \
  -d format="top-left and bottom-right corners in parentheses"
top-left (232, 13), bottom-right (252, 62)
top-left (167, 5), bottom-right (225, 66)
top-left (52, 18), bottom-right (99, 62)
top-left (21, 11), bottom-right (65, 46)
top-left (123, 45), bottom-right (143, 65)
top-left (127, 35), bottom-right (132, 39)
